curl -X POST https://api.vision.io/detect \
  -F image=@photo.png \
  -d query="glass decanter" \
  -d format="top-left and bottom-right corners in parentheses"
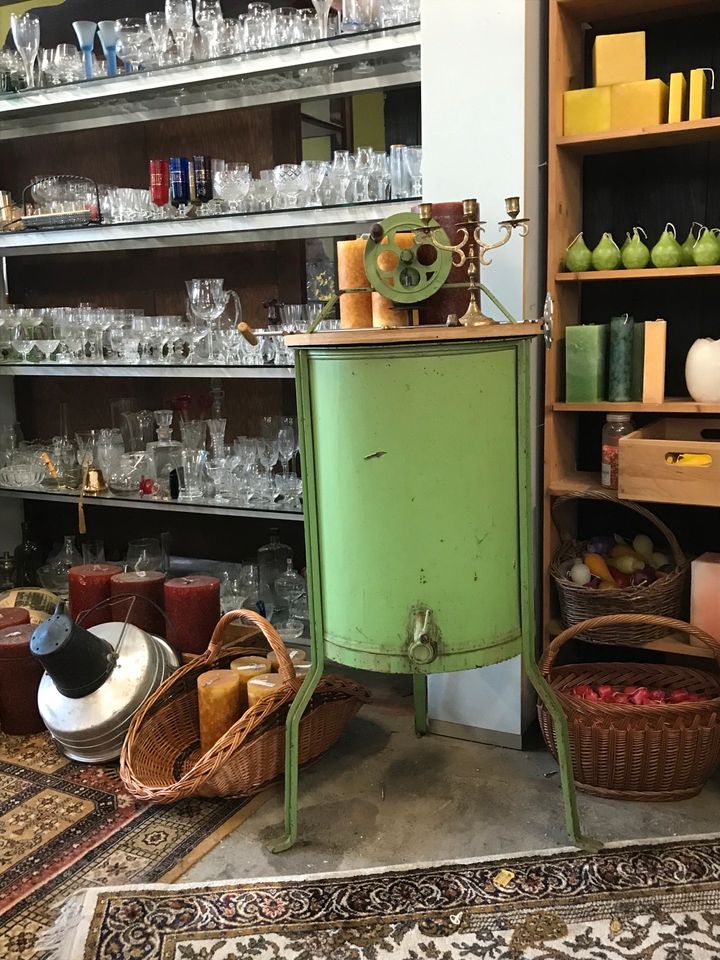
top-left (274, 559), bottom-right (305, 640)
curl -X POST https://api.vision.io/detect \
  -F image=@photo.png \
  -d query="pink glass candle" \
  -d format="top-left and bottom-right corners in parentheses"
top-left (164, 576), bottom-right (220, 655)
top-left (68, 564), bottom-right (124, 628)
top-left (110, 571), bottom-right (166, 637)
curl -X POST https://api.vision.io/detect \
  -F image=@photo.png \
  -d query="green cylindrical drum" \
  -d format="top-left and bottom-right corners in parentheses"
top-left (294, 330), bottom-right (536, 675)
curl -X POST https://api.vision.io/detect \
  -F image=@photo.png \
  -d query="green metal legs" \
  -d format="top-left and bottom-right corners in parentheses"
top-left (413, 673), bottom-right (427, 736)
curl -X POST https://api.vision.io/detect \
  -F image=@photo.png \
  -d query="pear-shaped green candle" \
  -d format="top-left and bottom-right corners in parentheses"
top-left (651, 223), bottom-right (682, 268)
top-left (681, 223), bottom-right (702, 266)
top-left (591, 232), bottom-right (621, 271)
top-left (564, 232), bottom-right (593, 272)
top-left (693, 226), bottom-right (720, 266)
top-left (621, 227), bottom-right (650, 269)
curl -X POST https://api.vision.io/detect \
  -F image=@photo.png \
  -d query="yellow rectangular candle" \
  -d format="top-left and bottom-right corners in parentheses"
top-left (668, 73), bottom-right (687, 123)
top-left (267, 648), bottom-right (307, 672)
top-left (197, 669), bottom-right (242, 754)
top-left (689, 68), bottom-right (709, 120)
top-left (610, 79), bottom-right (669, 130)
top-left (563, 87), bottom-right (612, 136)
top-left (593, 32), bottom-right (645, 87)
top-left (642, 319), bottom-right (667, 404)
top-left (247, 673), bottom-right (284, 707)
top-left (230, 655), bottom-right (270, 709)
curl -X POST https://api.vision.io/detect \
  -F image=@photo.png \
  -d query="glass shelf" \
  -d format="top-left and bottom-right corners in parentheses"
top-left (0, 198), bottom-right (420, 256)
top-left (0, 24), bottom-right (420, 141)
top-left (0, 485), bottom-right (304, 521)
top-left (0, 363), bottom-right (296, 379)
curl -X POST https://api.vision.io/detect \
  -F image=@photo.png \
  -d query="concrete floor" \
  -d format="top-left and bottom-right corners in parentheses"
top-left (181, 670), bottom-right (720, 882)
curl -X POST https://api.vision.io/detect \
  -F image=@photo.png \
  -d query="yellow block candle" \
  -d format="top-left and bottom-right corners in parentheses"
top-left (197, 669), bottom-right (242, 754)
top-left (267, 648), bottom-right (307, 672)
top-left (592, 32), bottom-right (646, 87)
top-left (689, 68), bottom-right (709, 121)
top-left (247, 673), bottom-right (284, 707)
top-left (668, 73), bottom-right (687, 123)
top-left (563, 87), bottom-right (612, 136)
top-left (230, 655), bottom-right (270, 709)
top-left (610, 79), bottom-right (668, 130)
top-left (337, 238), bottom-right (372, 329)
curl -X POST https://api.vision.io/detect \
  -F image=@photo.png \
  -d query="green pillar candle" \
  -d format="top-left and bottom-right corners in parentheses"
top-left (631, 323), bottom-right (645, 401)
top-left (565, 324), bottom-right (608, 402)
top-left (609, 314), bottom-right (635, 402)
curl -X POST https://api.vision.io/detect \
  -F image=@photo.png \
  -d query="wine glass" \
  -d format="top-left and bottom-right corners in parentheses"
top-left (146, 12), bottom-right (171, 57)
top-left (115, 18), bottom-right (148, 73)
top-left (11, 14), bottom-right (40, 91)
top-left (126, 538), bottom-right (164, 572)
top-left (404, 145), bottom-right (423, 197)
top-left (311, 0), bottom-right (333, 38)
top-left (277, 418), bottom-right (296, 479)
top-left (10, 325), bottom-right (31, 364)
top-left (301, 160), bottom-right (329, 207)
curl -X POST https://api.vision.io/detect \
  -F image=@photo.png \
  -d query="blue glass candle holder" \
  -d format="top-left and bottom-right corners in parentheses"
top-left (97, 20), bottom-right (118, 78)
top-left (72, 21), bottom-right (97, 81)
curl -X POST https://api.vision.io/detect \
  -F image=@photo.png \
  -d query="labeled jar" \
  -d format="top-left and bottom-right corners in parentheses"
top-left (601, 413), bottom-right (636, 489)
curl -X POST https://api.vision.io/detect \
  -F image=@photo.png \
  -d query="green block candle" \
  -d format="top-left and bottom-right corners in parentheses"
top-left (565, 324), bottom-right (608, 402)
top-left (631, 323), bottom-right (645, 401)
top-left (609, 314), bottom-right (635, 402)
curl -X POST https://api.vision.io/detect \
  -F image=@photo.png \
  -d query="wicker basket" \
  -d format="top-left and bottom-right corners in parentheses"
top-left (120, 610), bottom-right (370, 802)
top-left (538, 614), bottom-right (720, 801)
top-left (550, 489), bottom-right (687, 645)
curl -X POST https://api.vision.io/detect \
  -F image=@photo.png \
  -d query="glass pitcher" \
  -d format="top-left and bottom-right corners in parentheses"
top-left (185, 279), bottom-right (242, 363)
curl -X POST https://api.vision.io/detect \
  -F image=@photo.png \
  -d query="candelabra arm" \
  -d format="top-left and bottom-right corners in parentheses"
top-left (430, 226), bottom-right (470, 268)
top-left (475, 224), bottom-right (513, 266)
top-left (478, 283), bottom-right (520, 325)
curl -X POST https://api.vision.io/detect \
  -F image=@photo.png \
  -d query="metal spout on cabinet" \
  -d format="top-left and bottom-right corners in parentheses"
top-left (407, 606), bottom-right (438, 667)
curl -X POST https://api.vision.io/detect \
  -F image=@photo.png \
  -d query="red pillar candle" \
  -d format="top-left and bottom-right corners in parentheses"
top-left (68, 564), bottom-right (124, 628)
top-left (111, 571), bottom-right (166, 637)
top-left (0, 624), bottom-right (44, 734)
top-left (0, 607), bottom-right (31, 630)
top-left (164, 576), bottom-right (220, 655)
top-left (414, 202), bottom-right (469, 325)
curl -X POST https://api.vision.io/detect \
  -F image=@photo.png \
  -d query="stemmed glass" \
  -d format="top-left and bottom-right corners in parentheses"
top-left (146, 13), bottom-right (172, 58)
top-left (115, 19), bottom-right (148, 73)
top-left (10, 325), bottom-right (31, 363)
top-left (301, 160), bottom-right (329, 207)
top-left (214, 162), bottom-right (251, 212)
top-left (72, 21), bottom-right (97, 81)
top-left (195, 0), bottom-right (224, 58)
top-left (277, 418), bottom-right (297, 479)
top-left (274, 559), bottom-right (305, 640)
top-left (165, 0), bottom-right (194, 60)
top-left (11, 14), bottom-right (41, 90)
top-left (404, 145), bottom-right (423, 196)
top-left (186, 278), bottom-right (242, 362)
top-left (272, 164), bottom-right (308, 209)
top-left (311, 0), bottom-right (334, 38)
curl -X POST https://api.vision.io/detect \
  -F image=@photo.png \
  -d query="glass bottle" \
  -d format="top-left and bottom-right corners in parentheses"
top-left (239, 563), bottom-right (275, 621)
top-left (257, 528), bottom-right (293, 596)
top-left (14, 521), bottom-right (43, 587)
top-left (275, 559), bottom-right (306, 639)
top-left (601, 414), bottom-right (636, 490)
top-left (0, 551), bottom-right (15, 591)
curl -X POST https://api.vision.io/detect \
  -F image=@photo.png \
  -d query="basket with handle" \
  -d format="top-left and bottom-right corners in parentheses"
top-left (550, 489), bottom-right (687, 645)
top-left (538, 614), bottom-right (720, 801)
top-left (120, 610), bottom-right (370, 802)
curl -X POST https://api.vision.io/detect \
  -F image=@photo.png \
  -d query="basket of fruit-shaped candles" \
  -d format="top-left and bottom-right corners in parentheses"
top-left (550, 489), bottom-right (687, 645)
top-left (120, 610), bottom-right (370, 802)
top-left (538, 614), bottom-right (720, 800)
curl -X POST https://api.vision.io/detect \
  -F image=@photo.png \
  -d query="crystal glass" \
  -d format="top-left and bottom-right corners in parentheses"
top-left (126, 538), bottom-right (163, 572)
top-left (166, 0), bottom-right (194, 35)
top-left (341, 0), bottom-right (380, 31)
top-left (213, 162), bottom-right (251, 212)
top-left (115, 18), bottom-right (149, 73)
top-left (301, 160), bottom-right (330, 207)
top-left (208, 418), bottom-right (226, 459)
top-left (312, 0), bottom-right (334, 38)
top-left (179, 418), bottom-right (207, 451)
top-left (404, 145), bottom-right (423, 197)
top-left (350, 146), bottom-right (373, 203)
top-left (277, 418), bottom-right (297, 479)
top-left (272, 164), bottom-right (308, 209)
top-left (82, 539), bottom-right (106, 564)
top-left (328, 150), bottom-right (353, 204)
top-left (271, 7), bottom-right (299, 47)
top-left (146, 12), bottom-right (171, 55)
top-left (11, 14), bottom-right (40, 90)
top-left (369, 149), bottom-right (390, 201)
top-left (245, 2), bottom-right (272, 51)
top-left (206, 457), bottom-right (228, 501)
top-left (179, 447), bottom-right (206, 500)
top-left (274, 558), bottom-right (305, 638)
top-left (389, 143), bottom-right (410, 199)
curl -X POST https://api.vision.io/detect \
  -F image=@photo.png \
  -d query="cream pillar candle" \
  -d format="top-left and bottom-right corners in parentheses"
top-left (691, 554), bottom-right (720, 641)
top-left (266, 648), bottom-right (307, 672)
top-left (230, 655), bottom-right (270, 710)
top-left (247, 673), bottom-right (284, 707)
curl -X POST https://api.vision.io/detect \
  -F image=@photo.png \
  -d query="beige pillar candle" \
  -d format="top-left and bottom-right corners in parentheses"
top-left (247, 673), bottom-right (284, 707)
top-left (337, 237), bottom-right (372, 329)
top-left (266, 648), bottom-right (307, 672)
top-left (197, 670), bottom-right (242, 754)
top-left (230, 655), bottom-right (271, 710)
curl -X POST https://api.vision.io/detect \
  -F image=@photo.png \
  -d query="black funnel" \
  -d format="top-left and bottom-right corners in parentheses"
top-left (30, 601), bottom-right (115, 699)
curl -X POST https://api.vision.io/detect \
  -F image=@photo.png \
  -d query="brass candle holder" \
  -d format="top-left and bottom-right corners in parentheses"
top-left (420, 196), bottom-right (529, 326)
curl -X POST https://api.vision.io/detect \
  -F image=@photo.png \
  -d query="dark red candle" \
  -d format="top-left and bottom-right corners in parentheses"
top-left (111, 571), bottom-right (166, 637)
top-left (414, 201), bottom-right (469, 325)
top-left (68, 564), bottom-right (124, 628)
top-left (164, 576), bottom-right (220, 655)
top-left (0, 607), bottom-right (31, 630)
top-left (149, 158), bottom-right (170, 207)
top-left (0, 624), bottom-right (44, 734)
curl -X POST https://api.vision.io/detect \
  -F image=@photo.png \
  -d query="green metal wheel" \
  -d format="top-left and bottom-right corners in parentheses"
top-left (364, 212), bottom-right (453, 304)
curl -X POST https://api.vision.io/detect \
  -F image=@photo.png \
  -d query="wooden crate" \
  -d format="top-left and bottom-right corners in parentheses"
top-left (619, 418), bottom-right (720, 507)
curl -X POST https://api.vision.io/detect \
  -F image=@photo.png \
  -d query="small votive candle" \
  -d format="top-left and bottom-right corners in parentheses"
top-left (230, 655), bottom-right (271, 710)
top-left (266, 648), bottom-right (307, 672)
top-left (247, 673), bottom-right (284, 707)
top-left (197, 669), bottom-right (242, 754)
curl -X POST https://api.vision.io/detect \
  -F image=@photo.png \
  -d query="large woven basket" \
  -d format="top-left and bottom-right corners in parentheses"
top-left (538, 614), bottom-right (720, 801)
top-left (550, 489), bottom-right (687, 645)
top-left (120, 610), bottom-right (370, 802)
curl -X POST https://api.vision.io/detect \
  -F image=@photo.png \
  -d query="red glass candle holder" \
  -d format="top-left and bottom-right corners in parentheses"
top-left (149, 159), bottom-right (170, 207)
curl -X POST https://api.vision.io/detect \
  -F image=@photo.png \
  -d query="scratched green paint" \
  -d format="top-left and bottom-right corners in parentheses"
top-left (302, 340), bottom-right (526, 674)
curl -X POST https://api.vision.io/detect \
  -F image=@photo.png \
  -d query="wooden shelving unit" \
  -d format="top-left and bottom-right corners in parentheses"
top-left (548, 620), bottom-right (715, 659)
top-left (544, 0), bottom-right (720, 653)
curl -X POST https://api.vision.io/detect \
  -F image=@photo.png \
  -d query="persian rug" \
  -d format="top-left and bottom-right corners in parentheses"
top-left (41, 833), bottom-right (720, 959)
top-left (0, 732), bottom-right (266, 960)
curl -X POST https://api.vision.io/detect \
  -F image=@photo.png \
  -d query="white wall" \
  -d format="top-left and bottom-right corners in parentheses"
top-left (422, 0), bottom-right (545, 743)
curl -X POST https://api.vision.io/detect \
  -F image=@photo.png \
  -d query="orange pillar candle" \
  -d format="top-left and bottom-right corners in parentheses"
top-left (197, 669), bottom-right (242, 754)
top-left (266, 647), bottom-right (307, 672)
top-left (337, 237), bottom-right (372, 329)
top-left (247, 673), bottom-right (284, 707)
top-left (230, 655), bottom-right (271, 709)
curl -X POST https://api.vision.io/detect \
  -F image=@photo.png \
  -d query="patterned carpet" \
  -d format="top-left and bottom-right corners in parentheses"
top-left (42, 834), bottom-right (720, 959)
top-left (0, 732), bottom-right (264, 960)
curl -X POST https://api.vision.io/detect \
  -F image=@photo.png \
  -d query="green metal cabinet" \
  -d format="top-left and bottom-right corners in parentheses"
top-left (273, 327), bottom-right (585, 853)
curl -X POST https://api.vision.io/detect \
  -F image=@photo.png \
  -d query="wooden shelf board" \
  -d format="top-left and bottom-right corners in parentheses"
top-left (547, 471), bottom-right (605, 496)
top-left (558, 0), bottom-right (720, 25)
top-left (548, 619), bottom-right (715, 660)
top-left (287, 323), bottom-right (542, 348)
top-left (556, 116), bottom-right (720, 156)
top-left (556, 265), bottom-right (720, 282)
top-left (554, 399), bottom-right (720, 414)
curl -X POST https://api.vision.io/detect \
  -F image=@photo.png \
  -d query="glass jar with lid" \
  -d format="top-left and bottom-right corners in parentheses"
top-left (601, 414), bottom-right (636, 489)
